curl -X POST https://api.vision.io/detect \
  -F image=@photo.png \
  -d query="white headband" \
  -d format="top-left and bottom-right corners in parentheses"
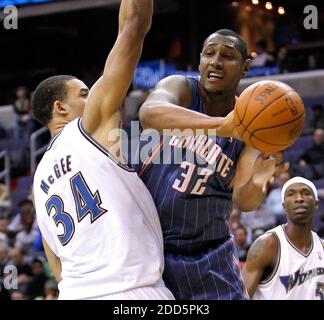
top-left (281, 176), bottom-right (319, 203)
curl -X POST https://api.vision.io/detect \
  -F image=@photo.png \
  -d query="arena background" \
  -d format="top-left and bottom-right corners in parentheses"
top-left (0, 0), bottom-right (323, 300)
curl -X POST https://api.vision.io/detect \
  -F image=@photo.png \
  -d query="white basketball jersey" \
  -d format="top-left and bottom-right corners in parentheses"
top-left (253, 225), bottom-right (324, 300)
top-left (33, 118), bottom-right (165, 300)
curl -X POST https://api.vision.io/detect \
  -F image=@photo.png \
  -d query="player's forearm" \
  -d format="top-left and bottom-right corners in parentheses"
top-left (233, 178), bottom-right (267, 212)
top-left (118, 0), bottom-right (153, 36)
top-left (139, 104), bottom-right (232, 136)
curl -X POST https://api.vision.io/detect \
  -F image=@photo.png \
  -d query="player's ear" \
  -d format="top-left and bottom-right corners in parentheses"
top-left (241, 58), bottom-right (251, 78)
top-left (53, 100), bottom-right (69, 115)
top-left (282, 202), bottom-right (286, 211)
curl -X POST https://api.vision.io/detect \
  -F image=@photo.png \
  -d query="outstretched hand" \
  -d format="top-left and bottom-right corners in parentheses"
top-left (221, 110), bottom-right (241, 140)
top-left (252, 153), bottom-right (289, 193)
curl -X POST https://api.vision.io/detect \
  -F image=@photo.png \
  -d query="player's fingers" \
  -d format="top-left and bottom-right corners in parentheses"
top-left (275, 162), bottom-right (289, 175)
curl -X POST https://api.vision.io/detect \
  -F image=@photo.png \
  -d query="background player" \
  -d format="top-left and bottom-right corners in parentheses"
top-left (243, 177), bottom-right (324, 300)
top-left (137, 29), bottom-right (288, 300)
top-left (32, 0), bottom-right (174, 300)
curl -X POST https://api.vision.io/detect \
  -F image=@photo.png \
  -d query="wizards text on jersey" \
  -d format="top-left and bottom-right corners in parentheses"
top-left (280, 267), bottom-right (324, 293)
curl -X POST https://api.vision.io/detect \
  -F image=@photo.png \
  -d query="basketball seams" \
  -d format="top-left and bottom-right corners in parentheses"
top-left (242, 89), bottom-right (295, 138)
top-left (237, 82), bottom-right (264, 126)
top-left (248, 114), bottom-right (305, 150)
top-left (251, 112), bottom-right (305, 134)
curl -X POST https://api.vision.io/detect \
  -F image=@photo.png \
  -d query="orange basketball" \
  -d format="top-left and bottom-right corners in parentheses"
top-left (233, 80), bottom-right (305, 153)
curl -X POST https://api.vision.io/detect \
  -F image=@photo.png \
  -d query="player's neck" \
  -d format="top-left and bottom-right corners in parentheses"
top-left (48, 120), bottom-right (70, 137)
top-left (284, 223), bottom-right (312, 254)
top-left (200, 88), bottom-right (236, 117)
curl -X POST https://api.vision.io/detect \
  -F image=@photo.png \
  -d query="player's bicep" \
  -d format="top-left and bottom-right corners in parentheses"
top-left (42, 237), bottom-right (62, 283)
top-left (242, 234), bottom-right (277, 298)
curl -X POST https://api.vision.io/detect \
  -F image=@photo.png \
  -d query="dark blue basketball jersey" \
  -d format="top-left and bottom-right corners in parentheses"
top-left (138, 77), bottom-right (245, 254)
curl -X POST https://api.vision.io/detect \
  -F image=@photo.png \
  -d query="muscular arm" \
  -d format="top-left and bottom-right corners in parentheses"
top-left (242, 233), bottom-right (278, 298)
top-left (139, 75), bottom-right (237, 137)
top-left (42, 237), bottom-right (62, 283)
top-left (82, 0), bottom-right (153, 139)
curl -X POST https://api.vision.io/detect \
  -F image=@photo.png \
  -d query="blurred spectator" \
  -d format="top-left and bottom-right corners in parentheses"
top-left (0, 217), bottom-right (9, 246)
top-left (0, 243), bottom-right (9, 276)
top-left (234, 225), bottom-right (250, 267)
top-left (295, 128), bottom-right (324, 179)
top-left (276, 46), bottom-right (290, 74)
top-left (15, 209), bottom-right (39, 256)
top-left (10, 289), bottom-right (27, 300)
top-left (166, 37), bottom-right (188, 71)
top-left (308, 54), bottom-right (317, 70)
top-left (250, 40), bottom-right (275, 67)
top-left (252, 228), bottom-right (265, 242)
top-left (6, 247), bottom-right (32, 293)
top-left (304, 105), bottom-right (324, 135)
top-left (12, 86), bottom-right (32, 140)
top-left (0, 184), bottom-right (11, 217)
top-left (8, 199), bottom-right (38, 236)
top-left (265, 172), bottom-right (290, 225)
top-left (35, 279), bottom-right (59, 300)
top-left (25, 258), bottom-right (49, 300)
top-left (241, 202), bottom-right (276, 236)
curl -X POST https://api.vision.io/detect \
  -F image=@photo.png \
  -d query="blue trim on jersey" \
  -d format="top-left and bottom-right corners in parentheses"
top-left (78, 118), bottom-right (135, 172)
top-left (46, 131), bottom-right (62, 151)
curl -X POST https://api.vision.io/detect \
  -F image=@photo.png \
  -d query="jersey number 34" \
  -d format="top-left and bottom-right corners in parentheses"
top-left (45, 172), bottom-right (107, 246)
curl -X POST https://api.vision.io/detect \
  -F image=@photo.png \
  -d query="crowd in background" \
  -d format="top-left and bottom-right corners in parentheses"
top-left (0, 38), bottom-right (324, 299)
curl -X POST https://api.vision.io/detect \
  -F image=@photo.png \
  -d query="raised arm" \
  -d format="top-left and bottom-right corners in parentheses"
top-left (242, 233), bottom-right (278, 298)
top-left (139, 75), bottom-right (239, 137)
top-left (82, 0), bottom-right (153, 135)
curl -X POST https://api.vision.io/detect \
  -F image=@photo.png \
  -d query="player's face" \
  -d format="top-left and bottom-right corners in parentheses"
top-left (283, 183), bottom-right (317, 225)
top-left (199, 34), bottom-right (248, 94)
top-left (65, 79), bottom-right (89, 119)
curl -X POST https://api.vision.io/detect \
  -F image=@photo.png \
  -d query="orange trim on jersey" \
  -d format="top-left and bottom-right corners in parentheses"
top-left (139, 140), bottom-right (165, 177)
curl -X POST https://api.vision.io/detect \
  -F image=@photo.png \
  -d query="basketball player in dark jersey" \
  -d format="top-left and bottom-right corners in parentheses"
top-left (137, 29), bottom-right (288, 300)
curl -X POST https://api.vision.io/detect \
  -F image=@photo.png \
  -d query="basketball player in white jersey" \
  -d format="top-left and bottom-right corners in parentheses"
top-left (242, 177), bottom-right (324, 300)
top-left (32, 0), bottom-right (174, 300)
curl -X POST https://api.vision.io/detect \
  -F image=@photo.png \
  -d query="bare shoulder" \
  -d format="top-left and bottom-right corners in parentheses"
top-left (147, 75), bottom-right (194, 107)
top-left (247, 232), bottom-right (279, 265)
top-left (155, 75), bottom-right (192, 89)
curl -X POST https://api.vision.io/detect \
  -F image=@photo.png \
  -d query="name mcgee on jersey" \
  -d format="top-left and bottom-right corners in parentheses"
top-left (40, 155), bottom-right (72, 195)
